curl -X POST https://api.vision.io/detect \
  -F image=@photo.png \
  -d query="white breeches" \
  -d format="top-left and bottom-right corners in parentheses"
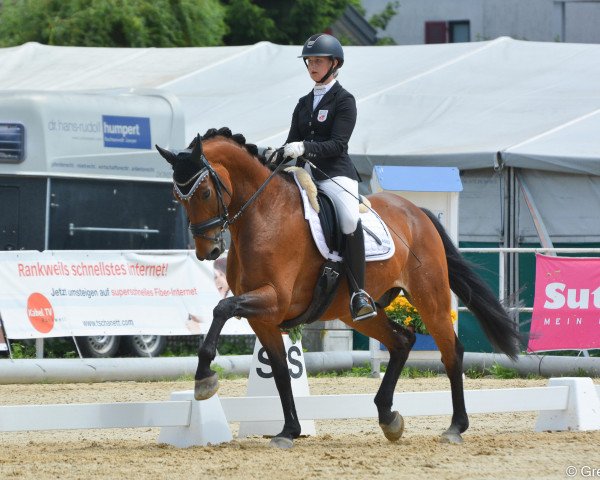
top-left (315, 176), bottom-right (359, 234)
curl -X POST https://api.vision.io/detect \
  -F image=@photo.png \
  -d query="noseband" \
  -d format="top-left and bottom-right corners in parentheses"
top-left (173, 154), bottom-right (231, 246)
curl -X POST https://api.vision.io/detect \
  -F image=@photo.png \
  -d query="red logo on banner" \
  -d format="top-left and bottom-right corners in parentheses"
top-left (26, 293), bottom-right (55, 334)
top-left (528, 254), bottom-right (600, 352)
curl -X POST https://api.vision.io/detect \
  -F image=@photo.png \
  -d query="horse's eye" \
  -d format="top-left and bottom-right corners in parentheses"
top-left (202, 189), bottom-right (211, 200)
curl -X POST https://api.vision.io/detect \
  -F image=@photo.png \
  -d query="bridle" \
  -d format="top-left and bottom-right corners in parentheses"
top-left (173, 152), bottom-right (231, 248)
top-left (173, 148), bottom-right (285, 246)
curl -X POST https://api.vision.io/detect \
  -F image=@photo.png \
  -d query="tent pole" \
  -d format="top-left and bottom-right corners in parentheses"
top-left (515, 170), bottom-right (556, 254)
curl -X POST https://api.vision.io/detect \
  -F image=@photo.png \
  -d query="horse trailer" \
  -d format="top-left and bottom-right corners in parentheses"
top-left (0, 89), bottom-right (189, 357)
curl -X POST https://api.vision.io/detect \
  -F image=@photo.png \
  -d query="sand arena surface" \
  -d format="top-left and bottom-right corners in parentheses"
top-left (0, 376), bottom-right (599, 480)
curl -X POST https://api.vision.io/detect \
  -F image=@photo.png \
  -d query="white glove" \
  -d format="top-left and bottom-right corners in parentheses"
top-left (283, 142), bottom-right (305, 159)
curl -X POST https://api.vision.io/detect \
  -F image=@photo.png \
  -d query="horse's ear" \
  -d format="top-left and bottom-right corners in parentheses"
top-left (155, 144), bottom-right (177, 166)
top-left (190, 134), bottom-right (203, 165)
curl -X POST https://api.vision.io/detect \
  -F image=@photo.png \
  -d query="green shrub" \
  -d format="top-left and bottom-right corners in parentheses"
top-left (488, 363), bottom-right (519, 379)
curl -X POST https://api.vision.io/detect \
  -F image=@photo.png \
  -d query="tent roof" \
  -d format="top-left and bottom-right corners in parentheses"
top-left (1, 37), bottom-right (599, 176)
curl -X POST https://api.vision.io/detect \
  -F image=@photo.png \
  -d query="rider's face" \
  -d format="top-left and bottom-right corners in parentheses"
top-left (305, 56), bottom-right (336, 84)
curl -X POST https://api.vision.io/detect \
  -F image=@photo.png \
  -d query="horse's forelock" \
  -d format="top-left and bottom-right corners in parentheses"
top-left (172, 155), bottom-right (203, 192)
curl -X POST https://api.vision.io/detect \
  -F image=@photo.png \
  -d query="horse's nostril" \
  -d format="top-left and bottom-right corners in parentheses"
top-left (209, 247), bottom-right (222, 260)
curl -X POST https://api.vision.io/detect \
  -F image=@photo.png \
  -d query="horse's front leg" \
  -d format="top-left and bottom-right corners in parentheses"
top-left (252, 325), bottom-right (301, 449)
top-left (194, 285), bottom-right (278, 400)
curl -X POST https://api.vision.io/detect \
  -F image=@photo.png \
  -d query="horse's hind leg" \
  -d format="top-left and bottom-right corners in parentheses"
top-left (348, 309), bottom-right (415, 441)
top-left (410, 285), bottom-right (469, 444)
top-left (440, 333), bottom-right (468, 443)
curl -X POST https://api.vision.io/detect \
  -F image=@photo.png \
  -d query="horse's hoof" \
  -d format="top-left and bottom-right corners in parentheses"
top-left (269, 436), bottom-right (294, 449)
top-left (440, 431), bottom-right (463, 444)
top-left (379, 411), bottom-right (404, 442)
top-left (194, 373), bottom-right (219, 400)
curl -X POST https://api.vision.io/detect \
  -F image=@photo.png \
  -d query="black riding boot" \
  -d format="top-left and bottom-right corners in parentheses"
top-left (344, 220), bottom-right (377, 321)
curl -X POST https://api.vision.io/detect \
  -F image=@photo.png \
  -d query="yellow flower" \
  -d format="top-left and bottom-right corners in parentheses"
top-left (384, 294), bottom-right (459, 335)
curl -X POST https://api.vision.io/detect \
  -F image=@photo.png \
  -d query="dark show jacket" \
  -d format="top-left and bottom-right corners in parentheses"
top-left (285, 81), bottom-right (359, 182)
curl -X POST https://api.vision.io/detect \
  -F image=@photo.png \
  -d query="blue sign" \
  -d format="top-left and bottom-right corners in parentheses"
top-left (102, 115), bottom-right (151, 149)
top-left (373, 166), bottom-right (463, 192)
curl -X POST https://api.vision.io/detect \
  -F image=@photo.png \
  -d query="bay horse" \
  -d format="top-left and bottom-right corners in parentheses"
top-left (156, 127), bottom-right (520, 449)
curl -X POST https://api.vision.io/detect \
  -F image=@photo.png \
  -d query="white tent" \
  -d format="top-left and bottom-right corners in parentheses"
top-left (1, 37), bottom-right (599, 243)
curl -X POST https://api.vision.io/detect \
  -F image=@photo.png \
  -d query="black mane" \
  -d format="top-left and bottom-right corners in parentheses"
top-left (194, 127), bottom-right (294, 184)
top-left (189, 127), bottom-right (262, 160)
top-left (172, 127), bottom-right (268, 194)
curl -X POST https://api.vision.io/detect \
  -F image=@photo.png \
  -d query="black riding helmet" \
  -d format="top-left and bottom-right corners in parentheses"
top-left (299, 33), bottom-right (344, 83)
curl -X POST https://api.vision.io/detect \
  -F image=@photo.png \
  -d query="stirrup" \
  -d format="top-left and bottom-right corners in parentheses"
top-left (350, 290), bottom-right (377, 321)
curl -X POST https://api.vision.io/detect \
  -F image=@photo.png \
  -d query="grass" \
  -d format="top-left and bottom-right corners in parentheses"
top-left (464, 366), bottom-right (486, 379)
top-left (159, 365), bottom-right (247, 383)
top-left (311, 363), bottom-right (441, 378)
top-left (571, 367), bottom-right (592, 377)
top-left (211, 364), bottom-right (247, 380)
top-left (400, 366), bottom-right (439, 378)
top-left (487, 363), bottom-right (519, 379)
top-left (311, 363), bottom-right (374, 378)
top-left (465, 364), bottom-right (547, 380)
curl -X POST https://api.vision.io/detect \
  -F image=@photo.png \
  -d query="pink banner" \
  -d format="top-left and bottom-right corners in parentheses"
top-left (528, 254), bottom-right (600, 351)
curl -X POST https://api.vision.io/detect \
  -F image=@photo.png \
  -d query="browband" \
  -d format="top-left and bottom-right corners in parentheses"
top-left (173, 168), bottom-right (209, 201)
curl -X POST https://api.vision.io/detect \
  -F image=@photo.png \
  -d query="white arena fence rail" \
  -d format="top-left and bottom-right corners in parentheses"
top-left (0, 378), bottom-right (598, 447)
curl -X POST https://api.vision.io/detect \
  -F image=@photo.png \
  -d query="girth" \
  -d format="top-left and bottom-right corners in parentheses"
top-left (279, 260), bottom-right (343, 329)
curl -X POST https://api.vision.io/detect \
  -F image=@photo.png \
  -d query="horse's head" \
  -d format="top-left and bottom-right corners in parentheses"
top-left (156, 135), bottom-right (232, 261)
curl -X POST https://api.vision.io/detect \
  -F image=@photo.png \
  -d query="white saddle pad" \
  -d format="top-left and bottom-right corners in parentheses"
top-left (291, 172), bottom-right (395, 263)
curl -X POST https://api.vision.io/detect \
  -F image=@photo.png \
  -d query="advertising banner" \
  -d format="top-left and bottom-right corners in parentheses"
top-left (0, 251), bottom-right (252, 339)
top-left (102, 115), bottom-right (151, 149)
top-left (528, 254), bottom-right (600, 351)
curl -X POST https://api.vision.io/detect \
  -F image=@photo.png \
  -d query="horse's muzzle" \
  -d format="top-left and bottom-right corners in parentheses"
top-left (208, 246), bottom-right (222, 260)
top-left (197, 246), bottom-right (222, 261)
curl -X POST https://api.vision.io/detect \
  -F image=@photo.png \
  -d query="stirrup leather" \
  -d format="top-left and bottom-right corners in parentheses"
top-left (350, 290), bottom-right (377, 321)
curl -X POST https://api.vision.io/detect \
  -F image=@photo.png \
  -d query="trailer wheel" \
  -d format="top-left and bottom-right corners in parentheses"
top-left (76, 335), bottom-right (121, 358)
top-left (123, 335), bottom-right (167, 357)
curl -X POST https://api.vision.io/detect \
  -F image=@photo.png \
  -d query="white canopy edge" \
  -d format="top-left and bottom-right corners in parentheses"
top-left (2, 38), bottom-right (600, 176)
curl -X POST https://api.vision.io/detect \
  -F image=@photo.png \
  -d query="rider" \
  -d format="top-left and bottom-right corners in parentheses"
top-left (280, 33), bottom-right (376, 322)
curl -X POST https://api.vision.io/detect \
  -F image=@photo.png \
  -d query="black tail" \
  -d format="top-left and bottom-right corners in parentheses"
top-left (421, 208), bottom-right (520, 360)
